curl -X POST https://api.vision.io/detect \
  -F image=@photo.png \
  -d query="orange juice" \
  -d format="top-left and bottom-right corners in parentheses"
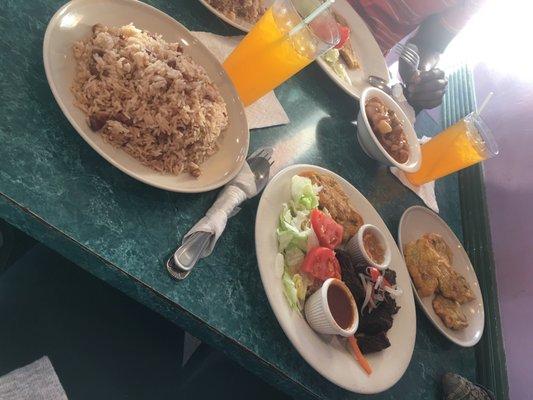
top-left (223, 4), bottom-right (325, 106)
top-left (405, 113), bottom-right (496, 185)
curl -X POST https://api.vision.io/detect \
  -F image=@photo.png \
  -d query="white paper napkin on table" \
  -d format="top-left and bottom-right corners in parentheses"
top-left (192, 31), bottom-right (290, 129)
top-left (182, 161), bottom-right (258, 256)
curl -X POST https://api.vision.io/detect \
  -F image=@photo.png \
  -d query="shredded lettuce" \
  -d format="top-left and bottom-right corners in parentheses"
top-left (284, 246), bottom-right (304, 275)
top-left (277, 175), bottom-right (321, 311)
top-left (282, 272), bottom-right (299, 310)
top-left (292, 274), bottom-right (308, 302)
top-left (274, 253), bottom-right (285, 278)
top-left (291, 176), bottom-right (319, 211)
top-left (322, 49), bottom-right (352, 85)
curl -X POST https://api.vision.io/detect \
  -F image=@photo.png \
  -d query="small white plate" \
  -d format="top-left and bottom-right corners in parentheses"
top-left (315, 0), bottom-right (389, 99)
top-left (398, 206), bottom-right (485, 347)
top-left (255, 164), bottom-right (416, 394)
top-left (198, 0), bottom-right (274, 32)
top-left (43, 0), bottom-right (249, 193)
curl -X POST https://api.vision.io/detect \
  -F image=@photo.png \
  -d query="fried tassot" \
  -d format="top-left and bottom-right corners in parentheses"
top-left (356, 331), bottom-right (391, 354)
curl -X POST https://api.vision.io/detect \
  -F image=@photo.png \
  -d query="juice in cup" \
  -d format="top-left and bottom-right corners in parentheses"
top-left (405, 112), bottom-right (498, 186)
top-left (223, 0), bottom-right (339, 106)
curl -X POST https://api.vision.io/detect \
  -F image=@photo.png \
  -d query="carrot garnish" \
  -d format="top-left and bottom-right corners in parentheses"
top-left (348, 336), bottom-right (372, 375)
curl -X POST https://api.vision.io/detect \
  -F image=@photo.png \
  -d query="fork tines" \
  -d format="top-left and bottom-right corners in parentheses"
top-left (249, 147), bottom-right (274, 165)
top-left (394, 43), bottom-right (420, 69)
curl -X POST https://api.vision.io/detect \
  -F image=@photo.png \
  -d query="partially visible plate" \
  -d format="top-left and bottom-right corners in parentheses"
top-left (255, 164), bottom-right (416, 394)
top-left (198, 0), bottom-right (274, 32)
top-left (398, 206), bottom-right (485, 347)
top-left (43, 0), bottom-right (249, 193)
top-left (315, 0), bottom-right (389, 99)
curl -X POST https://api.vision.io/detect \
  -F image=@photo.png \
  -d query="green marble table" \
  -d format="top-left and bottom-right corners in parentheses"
top-left (0, 1), bottom-right (507, 399)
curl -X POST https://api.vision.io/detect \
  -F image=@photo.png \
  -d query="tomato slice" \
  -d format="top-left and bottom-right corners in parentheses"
top-left (310, 209), bottom-right (343, 249)
top-left (367, 267), bottom-right (381, 282)
top-left (301, 247), bottom-right (341, 281)
top-left (367, 266), bottom-right (392, 287)
top-left (334, 24), bottom-right (351, 49)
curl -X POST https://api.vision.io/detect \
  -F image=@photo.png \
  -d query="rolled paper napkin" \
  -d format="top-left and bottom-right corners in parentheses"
top-left (0, 357), bottom-right (68, 400)
top-left (182, 162), bottom-right (258, 257)
top-left (193, 31), bottom-right (290, 129)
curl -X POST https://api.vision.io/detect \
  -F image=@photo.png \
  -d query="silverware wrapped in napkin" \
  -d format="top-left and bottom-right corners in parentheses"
top-left (167, 148), bottom-right (274, 280)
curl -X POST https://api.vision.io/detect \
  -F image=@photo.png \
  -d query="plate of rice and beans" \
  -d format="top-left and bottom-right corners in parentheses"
top-left (43, 0), bottom-right (249, 192)
top-left (255, 164), bottom-right (416, 394)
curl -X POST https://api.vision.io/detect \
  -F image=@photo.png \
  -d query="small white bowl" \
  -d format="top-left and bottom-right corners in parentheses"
top-left (304, 278), bottom-right (359, 337)
top-left (345, 224), bottom-right (391, 270)
top-left (357, 87), bottom-right (421, 173)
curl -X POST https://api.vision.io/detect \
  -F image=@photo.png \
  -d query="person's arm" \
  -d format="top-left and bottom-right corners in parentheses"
top-left (398, 14), bottom-right (456, 113)
top-left (408, 13), bottom-right (458, 69)
top-left (399, 2), bottom-right (482, 112)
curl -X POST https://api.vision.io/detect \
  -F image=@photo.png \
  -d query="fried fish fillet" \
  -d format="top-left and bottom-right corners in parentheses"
top-left (432, 294), bottom-right (468, 330)
top-left (299, 171), bottom-right (363, 242)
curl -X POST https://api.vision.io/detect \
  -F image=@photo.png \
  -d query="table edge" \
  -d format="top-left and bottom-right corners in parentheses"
top-left (0, 191), bottom-right (323, 400)
top-left (459, 165), bottom-right (509, 400)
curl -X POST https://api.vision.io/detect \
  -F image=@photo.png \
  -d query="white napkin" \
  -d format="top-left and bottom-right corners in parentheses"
top-left (388, 84), bottom-right (438, 212)
top-left (390, 136), bottom-right (439, 213)
top-left (182, 161), bottom-right (258, 256)
top-left (192, 31), bottom-right (290, 129)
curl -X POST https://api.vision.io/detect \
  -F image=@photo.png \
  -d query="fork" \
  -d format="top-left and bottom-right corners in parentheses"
top-left (394, 43), bottom-right (420, 71)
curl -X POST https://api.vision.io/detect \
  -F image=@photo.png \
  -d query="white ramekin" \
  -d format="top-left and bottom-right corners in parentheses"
top-left (304, 278), bottom-right (358, 337)
top-left (345, 224), bottom-right (391, 270)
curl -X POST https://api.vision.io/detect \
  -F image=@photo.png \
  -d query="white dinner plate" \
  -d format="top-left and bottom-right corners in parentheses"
top-left (198, 0), bottom-right (274, 32)
top-left (43, 0), bottom-right (249, 193)
top-left (255, 165), bottom-right (416, 394)
top-left (315, 0), bottom-right (389, 99)
top-left (398, 206), bottom-right (485, 347)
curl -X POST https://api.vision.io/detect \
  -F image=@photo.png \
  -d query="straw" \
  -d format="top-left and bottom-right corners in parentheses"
top-left (288, 0), bottom-right (335, 36)
top-left (477, 91), bottom-right (494, 115)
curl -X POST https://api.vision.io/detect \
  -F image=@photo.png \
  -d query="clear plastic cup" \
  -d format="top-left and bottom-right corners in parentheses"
top-left (223, 0), bottom-right (339, 106)
top-left (405, 112), bottom-right (499, 186)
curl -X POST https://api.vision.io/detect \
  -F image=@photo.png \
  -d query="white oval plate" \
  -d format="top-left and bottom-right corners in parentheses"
top-left (315, 0), bottom-right (389, 99)
top-left (198, 0), bottom-right (273, 32)
top-left (398, 206), bottom-right (484, 347)
top-left (255, 164), bottom-right (416, 394)
top-left (43, 0), bottom-right (249, 193)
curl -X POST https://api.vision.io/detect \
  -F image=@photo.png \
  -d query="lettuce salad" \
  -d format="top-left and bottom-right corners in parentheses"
top-left (276, 175), bottom-right (322, 311)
